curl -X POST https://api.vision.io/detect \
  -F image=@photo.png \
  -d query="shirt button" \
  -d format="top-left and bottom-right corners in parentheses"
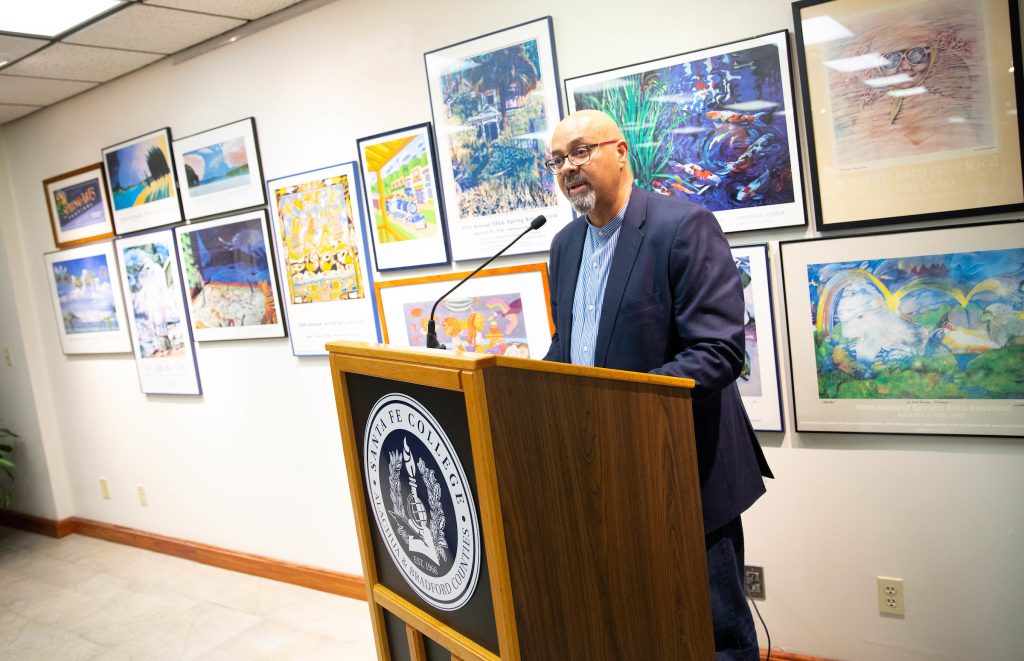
top-left (588, 304), bottom-right (594, 311)
top-left (592, 262), bottom-right (598, 269)
top-left (583, 346), bottom-right (589, 353)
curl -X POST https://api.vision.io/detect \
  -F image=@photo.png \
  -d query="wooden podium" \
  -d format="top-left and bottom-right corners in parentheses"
top-left (328, 341), bottom-right (713, 661)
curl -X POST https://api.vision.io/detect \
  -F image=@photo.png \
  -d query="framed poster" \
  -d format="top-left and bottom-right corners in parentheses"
top-left (266, 162), bottom-right (380, 356)
top-left (424, 16), bottom-right (573, 260)
top-left (174, 211), bottom-right (285, 341)
top-left (356, 122), bottom-right (451, 271)
top-left (375, 263), bottom-right (553, 357)
top-left (115, 229), bottom-right (202, 396)
top-left (43, 242), bottom-right (131, 355)
top-left (565, 31), bottom-right (806, 234)
top-left (793, 0), bottom-right (1024, 230)
top-left (102, 128), bottom-right (184, 234)
top-left (780, 221), bottom-right (1023, 437)
top-left (172, 117), bottom-right (266, 220)
top-left (731, 244), bottom-right (784, 432)
top-left (42, 163), bottom-right (115, 248)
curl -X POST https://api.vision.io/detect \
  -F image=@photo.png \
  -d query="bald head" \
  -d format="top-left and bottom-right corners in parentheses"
top-left (549, 110), bottom-right (632, 226)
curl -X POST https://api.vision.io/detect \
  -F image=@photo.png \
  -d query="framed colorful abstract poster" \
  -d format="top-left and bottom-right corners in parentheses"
top-left (357, 123), bottom-right (450, 271)
top-left (174, 211), bottom-right (285, 341)
top-left (172, 118), bottom-right (266, 220)
top-left (731, 244), bottom-right (784, 432)
top-left (424, 17), bottom-right (573, 261)
top-left (42, 163), bottom-right (115, 248)
top-left (266, 162), bottom-right (380, 356)
top-left (793, 0), bottom-right (1024, 230)
top-left (43, 242), bottom-right (131, 355)
top-left (565, 31), bottom-right (806, 234)
top-left (102, 128), bottom-right (184, 235)
top-left (375, 263), bottom-right (553, 357)
top-left (780, 221), bottom-right (1024, 437)
top-left (115, 229), bottom-right (202, 395)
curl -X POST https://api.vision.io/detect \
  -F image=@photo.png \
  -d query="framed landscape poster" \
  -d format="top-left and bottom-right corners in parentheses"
top-left (565, 31), bottom-right (806, 233)
top-left (42, 163), bottom-right (115, 248)
top-left (375, 263), bottom-right (553, 357)
top-left (172, 117), bottom-right (266, 220)
top-left (356, 122), bottom-right (450, 271)
top-left (780, 221), bottom-right (1023, 437)
top-left (731, 244), bottom-right (784, 431)
top-left (266, 162), bottom-right (380, 356)
top-left (424, 16), bottom-right (574, 260)
top-left (115, 229), bottom-right (202, 396)
top-left (43, 242), bottom-right (131, 355)
top-left (174, 210), bottom-right (285, 342)
top-left (102, 128), bottom-right (184, 234)
top-left (793, 0), bottom-right (1024, 230)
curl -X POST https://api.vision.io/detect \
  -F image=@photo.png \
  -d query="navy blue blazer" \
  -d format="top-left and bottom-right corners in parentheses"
top-left (544, 185), bottom-right (772, 534)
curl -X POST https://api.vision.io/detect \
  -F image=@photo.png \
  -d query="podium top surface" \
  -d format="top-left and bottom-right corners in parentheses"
top-left (325, 341), bottom-right (695, 389)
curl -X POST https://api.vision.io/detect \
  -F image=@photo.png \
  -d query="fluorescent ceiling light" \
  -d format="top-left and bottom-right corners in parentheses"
top-left (887, 86), bottom-right (928, 98)
top-left (864, 73), bottom-right (914, 88)
top-left (825, 53), bottom-right (888, 73)
top-left (801, 16), bottom-right (853, 46)
top-left (0, 0), bottom-right (122, 38)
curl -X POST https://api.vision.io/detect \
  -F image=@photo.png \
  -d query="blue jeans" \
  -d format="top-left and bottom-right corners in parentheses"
top-left (706, 516), bottom-right (759, 660)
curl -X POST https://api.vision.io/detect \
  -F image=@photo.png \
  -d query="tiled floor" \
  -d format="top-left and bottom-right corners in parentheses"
top-left (0, 527), bottom-right (378, 660)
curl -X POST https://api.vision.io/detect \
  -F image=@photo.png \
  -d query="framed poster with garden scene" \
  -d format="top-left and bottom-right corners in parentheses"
top-left (424, 16), bottom-right (573, 261)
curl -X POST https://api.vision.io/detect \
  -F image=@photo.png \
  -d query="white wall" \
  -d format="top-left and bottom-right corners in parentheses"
top-left (0, 0), bottom-right (1021, 659)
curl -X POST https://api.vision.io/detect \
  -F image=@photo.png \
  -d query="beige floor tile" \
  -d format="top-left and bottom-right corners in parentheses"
top-left (0, 618), bottom-right (104, 661)
top-left (193, 619), bottom-right (342, 661)
top-left (106, 601), bottom-right (261, 660)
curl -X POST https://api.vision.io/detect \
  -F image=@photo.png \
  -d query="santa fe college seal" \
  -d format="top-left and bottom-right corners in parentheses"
top-left (363, 393), bottom-right (481, 611)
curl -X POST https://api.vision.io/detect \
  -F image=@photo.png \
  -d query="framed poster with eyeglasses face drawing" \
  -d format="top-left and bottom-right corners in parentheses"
top-left (43, 163), bottom-right (116, 249)
top-left (356, 123), bottom-right (451, 271)
top-left (780, 220), bottom-right (1024, 437)
top-left (793, 0), bottom-right (1024, 230)
top-left (102, 128), bottom-right (184, 235)
top-left (424, 16), bottom-right (574, 261)
top-left (564, 30), bottom-right (806, 234)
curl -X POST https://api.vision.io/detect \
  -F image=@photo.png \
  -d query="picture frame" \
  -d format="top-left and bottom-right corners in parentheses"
top-left (172, 117), bottom-right (267, 221)
top-left (375, 262), bottom-right (553, 358)
top-left (102, 127), bottom-right (184, 235)
top-left (42, 163), bottom-right (115, 248)
top-left (565, 30), bottom-right (806, 234)
top-left (174, 210), bottom-right (286, 342)
top-left (793, 0), bottom-right (1024, 230)
top-left (780, 220), bottom-right (1023, 437)
top-left (115, 228), bottom-right (202, 395)
top-left (43, 241), bottom-right (131, 355)
top-left (266, 162), bottom-right (380, 356)
top-left (731, 244), bottom-right (784, 432)
top-left (356, 122), bottom-right (451, 271)
top-left (424, 16), bottom-right (574, 261)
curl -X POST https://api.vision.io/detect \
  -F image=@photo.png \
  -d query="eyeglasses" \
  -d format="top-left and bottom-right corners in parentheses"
top-left (880, 47), bottom-right (930, 70)
top-left (544, 140), bottom-right (619, 174)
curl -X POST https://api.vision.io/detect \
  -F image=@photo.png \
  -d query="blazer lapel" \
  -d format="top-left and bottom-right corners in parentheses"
top-left (594, 188), bottom-right (647, 367)
top-left (557, 218), bottom-right (587, 362)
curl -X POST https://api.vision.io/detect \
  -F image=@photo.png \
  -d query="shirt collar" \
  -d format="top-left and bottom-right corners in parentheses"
top-left (586, 197), bottom-right (629, 239)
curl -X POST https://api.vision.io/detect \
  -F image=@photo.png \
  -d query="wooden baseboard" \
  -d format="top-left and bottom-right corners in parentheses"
top-left (761, 651), bottom-right (834, 661)
top-left (0, 511), bottom-right (365, 600)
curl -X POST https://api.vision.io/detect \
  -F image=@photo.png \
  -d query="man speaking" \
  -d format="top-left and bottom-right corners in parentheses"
top-left (543, 109), bottom-right (772, 660)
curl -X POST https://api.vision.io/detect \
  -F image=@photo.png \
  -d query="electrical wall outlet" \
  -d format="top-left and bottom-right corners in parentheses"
top-left (99, 478), bottom-right (110, 500)
top-left (3, 347), bottom-right (12, 367)
top-left (877, 576), bottom-right (905, 616)
top-left (744, 565), bottom-right (765, 599)
top-left (137, 484), bottom-right (148, 507)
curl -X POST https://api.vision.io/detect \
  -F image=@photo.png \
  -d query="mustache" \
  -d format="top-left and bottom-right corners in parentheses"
top-left (564, 172), bottom-right (588, 186)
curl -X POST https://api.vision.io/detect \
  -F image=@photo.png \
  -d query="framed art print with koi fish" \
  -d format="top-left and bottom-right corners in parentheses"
top-left (375, 263), bottom-right (553, 358)
top-left (793, 0), bottom-right (1024, 230)
top-left (102, 128), bottom-right (184, 235)
top-left (267, 162), bottom-right (380, 356)
top-left (780, 220), bottom-right (1023, 436)
top-left (564, 30), bottom-right (806, 234)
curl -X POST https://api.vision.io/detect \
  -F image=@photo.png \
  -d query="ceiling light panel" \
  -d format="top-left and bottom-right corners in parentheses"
top-left (143, 0), bottom-right (303, 21)
top-left (0, 0), bottom-right (124, 38)
top-left (0, 75), bottom-right (97, 105)
top-left (63, 4), bottom-right (245, 54)
top-left (1, 43), bottom-right (162, 82)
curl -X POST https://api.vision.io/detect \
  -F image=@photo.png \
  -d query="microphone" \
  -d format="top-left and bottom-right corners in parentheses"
top-left (426, 215), bottom-right (547, 349)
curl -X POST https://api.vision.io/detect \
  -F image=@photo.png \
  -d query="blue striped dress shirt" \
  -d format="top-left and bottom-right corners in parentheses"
top-left (570, 202), bottom-right (628, 366)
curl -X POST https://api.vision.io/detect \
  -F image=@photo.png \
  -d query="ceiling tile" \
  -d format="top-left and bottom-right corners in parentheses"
top-left (1, 43), bottom-right (162, 82)
top-left (63, 4), bottom-right (245, 54)
top-left (0, 75), bottom-right (97, 105)
top-left (0, 103), bottom-right (41, 124)
top-left (0, 35), bottom-right (50, 67)
top-left (143, 0), bottom-right (302, 20)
